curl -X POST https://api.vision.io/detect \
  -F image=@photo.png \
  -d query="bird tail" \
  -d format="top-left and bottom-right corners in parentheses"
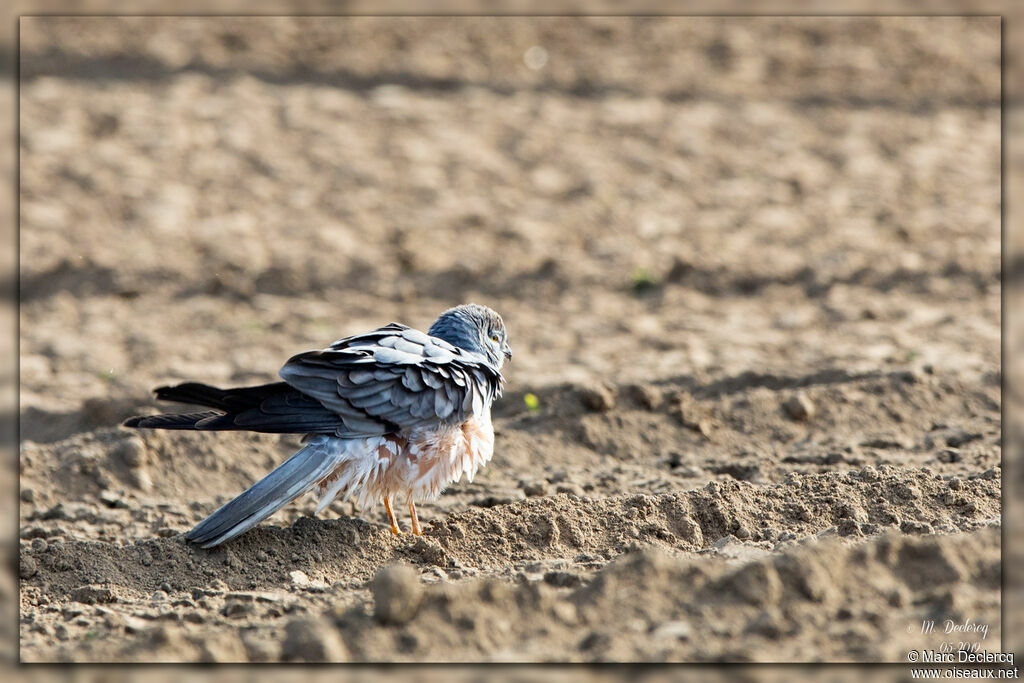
top-left (122, 381), bottom-right (342, 434)
top-left (185, 435), bottom-right (351, 548)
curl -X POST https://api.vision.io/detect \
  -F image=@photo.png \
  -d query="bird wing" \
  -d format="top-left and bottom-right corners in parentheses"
top-left (278, 323), bottom-right (503, 437)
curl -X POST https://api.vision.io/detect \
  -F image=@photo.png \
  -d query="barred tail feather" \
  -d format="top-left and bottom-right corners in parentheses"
top-left (185, 435), bottom-right (350, 548)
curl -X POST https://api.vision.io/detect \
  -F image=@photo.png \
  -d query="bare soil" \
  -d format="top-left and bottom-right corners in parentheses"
top-left (18, 16), bottom-right (1001, 662)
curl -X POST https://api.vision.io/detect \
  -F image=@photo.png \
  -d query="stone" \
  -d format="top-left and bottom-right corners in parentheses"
top-left (282, 617), bottom-right (348, 662)
top-left (372, 564), bottom-right (423, 625)
top-left (579, 384), bottom-right (615, 411)
top-left (782, 393), bottom-right (815, 421)
top-left (522, 480), bottom-right (549, 497)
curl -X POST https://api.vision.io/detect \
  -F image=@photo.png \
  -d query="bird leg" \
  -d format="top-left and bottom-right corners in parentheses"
top-left (383, 498), bottom-right (402, 535)
top-left (408, 501), bottom-right (423, 536)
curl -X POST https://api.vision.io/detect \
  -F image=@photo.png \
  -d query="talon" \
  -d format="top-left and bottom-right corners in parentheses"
top-left (384, 498), bottom-right (403, 535)
top-left (409, 501), bottom-right (423, 536)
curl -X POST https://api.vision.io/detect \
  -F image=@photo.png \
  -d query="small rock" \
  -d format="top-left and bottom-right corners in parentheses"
top-left (114, 437), bottom-right (147, 468)
top-left (744, 610), bottom-right (783, 639)
top-left (223, 600), bottom-right (253, 618)
top-left (123, 615), bottom-right (151, 634)
top-left (20, 488), bottom-right (35, 503)
top-left (858, 466), bottom-right (879, 482)
top-left (289, 570), bottom-right (310, 588)
top-left (948, 477), bottom-right (962, 491)
top-left (626, 384), bottom-right (663, 410)
top-left (552, 601), bottom-right (579, 625)
top-left (578, 631), bottom-right (611, 652)
top-left (900, 520), bottom-right (933, 534)
top-left (410, 537), bottom-right (448, 566)
top-left (837, 519), bottom-right (862, 537)
top-left (282, 617), bottom-right (348, 662)
top-left (936, 448), bottom-right (961, 463)
top-left (41, 503), bottom-right (70, 521)
top-left (70, 585), bottom-right (115, 605)
top-left (20, 556), bottom-right (38, 579)
top-left (547, 471), bottom-right (569, 484)
top-left (522, 481), bottom-right (549, 497)
top-left (543, 570), bottom-right (583, 588)
top-left (579, 384), bottom-right (615, 412)
top-left (946, 430), bottom-right (982, 448)
top-left (712, 535), bottom-right (741, 549)
top-left (30, 538), bottom-right (48, 553)
top-left (99, 490), bottom-right (129, 509)
top-left (982, 467), bottom-right (999, 480)
top-left (199, 632), bottom-right (247, 663)
top-left (651, 620), bottom-right (691, 640)
top-left (62, 606), bottom-right (84, 620)
top-left (556, 483), bottom-right (584, 497)
top-left (782, 393), bottom-right (815, 421)
top-left (372, 564), bottom-right (423, 625)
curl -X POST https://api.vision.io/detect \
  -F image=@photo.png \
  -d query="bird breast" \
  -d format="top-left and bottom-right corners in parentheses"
top-left (401, 411), bottom-right (495, 500)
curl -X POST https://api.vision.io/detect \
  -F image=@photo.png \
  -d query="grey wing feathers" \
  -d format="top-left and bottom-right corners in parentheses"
top-left (278, 323), bottom-right (503, 437)
top-left (185, 436), bottom-right (349, 548)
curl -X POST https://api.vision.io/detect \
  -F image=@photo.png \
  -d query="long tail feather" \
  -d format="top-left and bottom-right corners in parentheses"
top-left (122, 411), bottom-right (222, 430)
top-left (185, 435), bottom-right (350, 548)
top-left (122, 381), bottom-right (343, 434)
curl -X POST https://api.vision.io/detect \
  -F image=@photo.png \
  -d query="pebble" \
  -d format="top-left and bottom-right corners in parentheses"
top-left (543, 570), bottom-right (583, 588)
top-left (579, 384), bottom-right (615, 411)
top-left (547, 471), bottom-right (569, 484)
top-left (289, 570), bottom-right (310, 588)
top-left (522, 480), bottom-right (549, 497)
top-left (99, 490), bottom-right (129, 509)
top-left (123, 615), bottom-right (151, 634)
top-left (70, 586), bottom-right (115, 605)
top-left (20, 488), bottom-right (35, 503)
top-left (899, 520), bottom-right (933, 534)
top-left (282, 618), bottom-right (349, 662)
top-left (837, 519), bottom-right (862, 537)
top-left (223, 600), bottom-right (253, 618)
top-left (946, 430), bottom-right (982, 448)
top-left (31, 538), bottom-right (48, 553)
top-left (114, 436), bottom-right (147, 468)
top-left (652, 620), bottom-right (692, 640)
top-left (556, 483), bottom-right (584, 497)
top-left (372, 564), bottom-right (423, 625)
top-left (626, 384), bottom-right (663, 410)
top-left (410, 537), bottom-right (448, 566)
top-left (20, 556), bottom-right (38, 579)
top-left (782, 393), bottom-right (815, 421)
top-left (858, 466), bottom-right (879, 482)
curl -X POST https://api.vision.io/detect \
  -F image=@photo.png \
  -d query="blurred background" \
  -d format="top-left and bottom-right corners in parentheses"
top-left (7, 9), bottom-right (1015, 672)
top-left (18, 15), bottom-right (1000, 415)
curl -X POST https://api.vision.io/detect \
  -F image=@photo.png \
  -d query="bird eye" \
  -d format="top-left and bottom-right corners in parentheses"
top-left (490, 334), bottom-right (499, 342)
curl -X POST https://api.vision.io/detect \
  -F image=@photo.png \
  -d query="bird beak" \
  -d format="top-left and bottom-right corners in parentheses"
top-left (503, 346), bottom-right (513, 361)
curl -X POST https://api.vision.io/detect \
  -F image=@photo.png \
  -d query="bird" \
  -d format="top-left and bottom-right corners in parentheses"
top-left (123, 303), bottom-right (511, 548)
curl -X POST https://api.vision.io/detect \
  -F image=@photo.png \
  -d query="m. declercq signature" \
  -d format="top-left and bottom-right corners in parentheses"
top-left (918, 618), bottom-right (990, 640)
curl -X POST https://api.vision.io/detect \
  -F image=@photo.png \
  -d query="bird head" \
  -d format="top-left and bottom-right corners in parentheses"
top-left (428, 303), bottom-right (512, 369)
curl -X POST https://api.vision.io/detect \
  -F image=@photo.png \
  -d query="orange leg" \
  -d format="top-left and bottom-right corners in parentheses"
top-left (408, 501), bottom-right (423, 536)
top-left (383, 498), bottom-right (402, 535)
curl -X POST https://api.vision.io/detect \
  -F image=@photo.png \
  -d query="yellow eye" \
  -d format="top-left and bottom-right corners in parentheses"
top-left (490, 335), bottom-right (499, 342)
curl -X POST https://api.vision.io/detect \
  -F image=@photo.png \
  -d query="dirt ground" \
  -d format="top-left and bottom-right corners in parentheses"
top-left (17, 17), bottom-right (1001, 662)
